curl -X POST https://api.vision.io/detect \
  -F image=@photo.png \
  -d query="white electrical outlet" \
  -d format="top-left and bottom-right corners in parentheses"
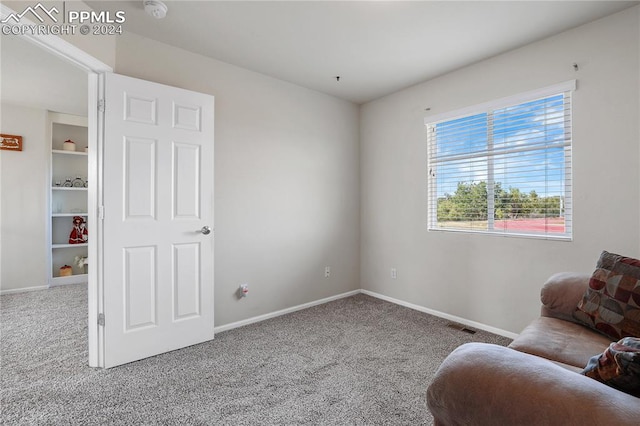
top-left (391, 268), bottom-right (397, 279)
top-left (324, 266), bottom-right (331, 278)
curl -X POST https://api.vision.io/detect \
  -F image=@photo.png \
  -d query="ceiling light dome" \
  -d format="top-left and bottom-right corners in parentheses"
top-left (144, 0), bottom-right (168, 19)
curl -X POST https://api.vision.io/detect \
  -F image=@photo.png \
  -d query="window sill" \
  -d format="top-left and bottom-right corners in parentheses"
top-left (427, 227), bottom-right (572, 241)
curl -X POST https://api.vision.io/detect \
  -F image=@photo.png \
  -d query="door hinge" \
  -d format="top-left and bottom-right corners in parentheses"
top-left (98, 99), bottom-right (105, 112)
top-left (99, 205), bottom-right (105, 220)
top-left (98, 313), bottom-right (105, 326)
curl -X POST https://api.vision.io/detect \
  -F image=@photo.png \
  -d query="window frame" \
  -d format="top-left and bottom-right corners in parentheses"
top-left (425, 80), bottom-right (576, 240)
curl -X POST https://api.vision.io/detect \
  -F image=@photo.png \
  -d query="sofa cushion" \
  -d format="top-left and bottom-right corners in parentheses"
top-left (583, 337), bottom-right (640, 397)
top-left (574, 251), bottom-right (640, 339)
top-left (509, 316), bottom-right (612, 368)
top-left (540, 272), bottom-right (591, 321)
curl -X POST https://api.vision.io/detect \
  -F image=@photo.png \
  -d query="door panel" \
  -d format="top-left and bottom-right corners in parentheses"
top-left (173, 142), bottom-right (201, 219)
top-left (102, 73), bottom-right (214, 368)
top-left (173, 242), bottom-right (201, 320)
top-left (124, 246), bottom-right (157, 330)
top-left (124, 136), bottom-right (156, 219)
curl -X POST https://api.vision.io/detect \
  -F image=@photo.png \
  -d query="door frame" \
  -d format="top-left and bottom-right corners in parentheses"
top-left (1, 5), bottom-right (111, 367)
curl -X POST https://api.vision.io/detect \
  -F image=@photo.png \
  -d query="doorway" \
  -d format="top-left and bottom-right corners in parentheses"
top-left (0, 7), bottom-right (111, 367)
top-left (2, 5), bottom-right (216, 369)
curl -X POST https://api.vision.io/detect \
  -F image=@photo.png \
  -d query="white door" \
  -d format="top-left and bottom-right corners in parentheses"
top-left (102, 73), bottom-right (214, 368)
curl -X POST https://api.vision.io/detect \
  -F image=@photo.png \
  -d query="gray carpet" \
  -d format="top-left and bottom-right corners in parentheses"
top-left (1, 285), bottom-right (511, 425)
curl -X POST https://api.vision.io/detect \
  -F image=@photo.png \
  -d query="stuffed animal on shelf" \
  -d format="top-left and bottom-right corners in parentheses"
top-left (69, 216), bottom-right (88, 244)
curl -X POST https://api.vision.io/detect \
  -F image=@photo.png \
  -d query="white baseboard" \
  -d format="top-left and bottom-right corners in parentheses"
top-left (214, 289), bottom-right (361, 334)
top-left (214, 287), bottom-right (517, 340)
top-left (360, 289), bottom-right (519, 340)
top-left (0, 285), bottom-right (48, 295)
top-left (2, 283), bottom-right (517, 340)
top-left (1, 280), bottom-right (86, 295)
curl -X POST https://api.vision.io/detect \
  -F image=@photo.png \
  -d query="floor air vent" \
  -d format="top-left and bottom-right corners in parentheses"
top-left (446, 323), bottom-right (477, 335)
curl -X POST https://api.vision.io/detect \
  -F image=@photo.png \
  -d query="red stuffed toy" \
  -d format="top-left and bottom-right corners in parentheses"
top-left (69, 216), bottom-right (88, 244)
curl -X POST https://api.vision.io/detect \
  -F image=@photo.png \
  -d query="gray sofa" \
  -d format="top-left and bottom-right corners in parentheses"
top-left (426, 272), bottom-right (640, 425)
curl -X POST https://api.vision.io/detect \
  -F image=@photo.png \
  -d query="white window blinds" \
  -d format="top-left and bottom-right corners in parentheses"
top-left (426, 81), bottom-right (574, 239)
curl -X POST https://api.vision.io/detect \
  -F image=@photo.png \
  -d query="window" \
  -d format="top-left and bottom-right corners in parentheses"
top-left (426, 81), bottom-right (574, 239)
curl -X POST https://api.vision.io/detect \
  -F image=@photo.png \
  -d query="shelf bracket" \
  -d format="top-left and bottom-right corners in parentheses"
top-left (98, 313), bottom-right (105, 327)
top-left (98, 99), bottom-right (105, 112)
top-left (99, 205), bottom-right (105, 220)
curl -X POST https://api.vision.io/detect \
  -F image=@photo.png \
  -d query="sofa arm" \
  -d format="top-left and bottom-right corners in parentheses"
top-left (427, 343), bottom-right (640, 426)
top-left (540, 272), bottom-right (590, 321)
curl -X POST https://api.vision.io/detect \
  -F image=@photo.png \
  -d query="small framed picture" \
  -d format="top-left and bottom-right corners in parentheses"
top-left (0, 134), bottom-right (23, 151)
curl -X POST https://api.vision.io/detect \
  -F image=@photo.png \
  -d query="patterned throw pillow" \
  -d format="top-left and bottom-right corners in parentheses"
top-left (582, 337), bottom-right (640, 397)
top-left (573, 251), bottom-right (640, 340)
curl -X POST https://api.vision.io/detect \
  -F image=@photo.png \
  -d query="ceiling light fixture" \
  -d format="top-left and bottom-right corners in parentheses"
top-left (144, 0), bottom-right (168, 19)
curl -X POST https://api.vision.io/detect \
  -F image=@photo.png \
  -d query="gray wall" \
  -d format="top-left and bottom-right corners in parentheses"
top-left (359, 7), bottom-right (640, 335)
top-left (0, 105), bottom-right (48, 291)
top-left (114, 33), bottom-right (361, 327)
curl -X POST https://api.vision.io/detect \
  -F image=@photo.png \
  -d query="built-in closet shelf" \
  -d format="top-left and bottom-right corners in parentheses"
top-left (52, 243), bottom-right (89, 249)
top-left (50, 274), bottom-right (89, 287)
top-left (52, 212), bottom-right (88, 217)
top-left (48, 112), bottom-right (89, 285)
top-left (52, 149), bottom-right (88, 156)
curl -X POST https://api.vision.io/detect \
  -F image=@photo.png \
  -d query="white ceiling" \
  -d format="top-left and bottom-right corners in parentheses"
top-left (85, 0), bottom-right (638, 104)
top-left (1, 35), bottom-right (88, 116)
top-left (1, 1), bottom-right (637, 113)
